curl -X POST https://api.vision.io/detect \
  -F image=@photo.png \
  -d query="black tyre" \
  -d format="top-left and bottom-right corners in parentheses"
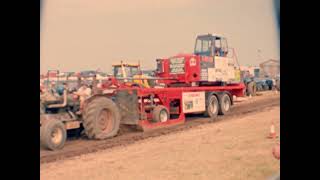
top-left (205, 94), bottom-right (219, 121)
top-left (82, 97), bottom-right (120, 139)
top-left (246, 81), bottom-right (257, 96)
top-left (40, 119), bottom-right (67, 151)
top-left (218, 93), bottom-right (232, 115)
top-left (152, 105), bottom-right (169, 123)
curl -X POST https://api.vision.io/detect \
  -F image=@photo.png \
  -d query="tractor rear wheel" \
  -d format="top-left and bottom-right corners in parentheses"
top-left (246, 81), bottom-right (257, 96)
top-left (152, 105), bottom-right (169, 123)
top-left (40, 119), bottom-right (67, 151)
top-left (82, 97), bottom-right (120, 139)
top-left (205, 94), bottom-right (219, 121)
top-left (218, 93), bottom-right (232, 115)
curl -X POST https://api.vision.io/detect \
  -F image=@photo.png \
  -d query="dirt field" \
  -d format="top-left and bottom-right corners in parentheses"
top-left (41, 93), bottom-right (280, 180)
top-left (40, 91), bottom-right (279, 163)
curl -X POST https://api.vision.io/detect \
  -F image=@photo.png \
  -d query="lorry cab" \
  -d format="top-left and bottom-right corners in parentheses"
top-left (194, 34), bottom-right (229, 58)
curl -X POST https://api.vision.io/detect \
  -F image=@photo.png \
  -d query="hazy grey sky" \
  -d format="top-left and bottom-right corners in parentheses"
top-left (40, 0), bottom-right (279, 73)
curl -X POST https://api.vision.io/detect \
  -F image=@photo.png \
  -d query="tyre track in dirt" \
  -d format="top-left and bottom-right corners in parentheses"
top-left (40, 92), bottom-right (279, 164)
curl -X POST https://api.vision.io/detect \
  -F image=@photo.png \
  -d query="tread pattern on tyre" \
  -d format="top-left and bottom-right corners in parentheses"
top-left (205, 94), bottom-right (219, 121)
top-left (82, 97), bottom-right (120, 140)
top-left (40, 118), bottom-right (67, 151)
top-left (218, 93), bottom-right (232, 115)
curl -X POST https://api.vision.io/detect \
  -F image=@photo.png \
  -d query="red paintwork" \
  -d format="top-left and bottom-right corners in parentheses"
top-left (98, 52), bottom-right (245, 131)
top-left (48, 72), bottom-right (57, 78)
top-left (114, 83), bottom-right (245, 131)
top-left (138, 117), bottom-right (185, 131)
top-left (156, 54), bottom-right (213, 86)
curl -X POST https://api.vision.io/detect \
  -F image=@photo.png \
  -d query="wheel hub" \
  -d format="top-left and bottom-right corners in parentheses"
top-left (51, 128), bottom-right (63, 145)
top-left (159, 110), bottom-right (168, 122)
top-left (98, 109), bottom-right (113, 132)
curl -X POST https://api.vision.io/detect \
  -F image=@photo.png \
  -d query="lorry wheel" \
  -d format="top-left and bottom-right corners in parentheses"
top-left (218, 93), bottom-right (232, 115)
top-left (40, 119), bottom-right (66, 151)
top-left (205, 95), bottom-right (219, 121)
top-left (152, 105), bottom-right (169, 123)
top-left (246, 81), bottom-right (256, 96)
top-left (83, 97), bottom-right (120, 139)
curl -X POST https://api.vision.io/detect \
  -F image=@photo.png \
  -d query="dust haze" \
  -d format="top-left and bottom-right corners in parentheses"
top-left (40, 0), bottom-right (279, 73)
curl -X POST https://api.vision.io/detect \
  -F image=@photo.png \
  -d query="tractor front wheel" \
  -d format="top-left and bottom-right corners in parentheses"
top-left (40, 119), bottom-right (67, 151)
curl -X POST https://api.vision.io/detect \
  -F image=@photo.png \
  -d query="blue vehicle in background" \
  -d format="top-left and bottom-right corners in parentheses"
top-left (255, 77), bottom-right (273, 91)
top-left (241, 68), bottom-right (276, 96)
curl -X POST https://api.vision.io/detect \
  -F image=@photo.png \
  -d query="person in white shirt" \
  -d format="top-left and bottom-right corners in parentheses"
top-left (73, 83), bottom-right (92, 114)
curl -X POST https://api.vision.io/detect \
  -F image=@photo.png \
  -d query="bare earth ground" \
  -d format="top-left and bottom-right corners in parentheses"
top-left (41, 98), bottom-right (280, 180)
top-left (40, 91), bottom-right (279, 163)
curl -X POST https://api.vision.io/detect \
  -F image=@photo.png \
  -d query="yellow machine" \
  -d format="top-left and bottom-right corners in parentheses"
top-left (112, 61), bottom-right (151, 88)
top-left (234, 69), bottom-right (241, 82)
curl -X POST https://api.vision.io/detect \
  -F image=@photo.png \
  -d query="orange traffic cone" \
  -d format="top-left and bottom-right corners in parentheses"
top-left (267, 122), bottom-right (278, 139)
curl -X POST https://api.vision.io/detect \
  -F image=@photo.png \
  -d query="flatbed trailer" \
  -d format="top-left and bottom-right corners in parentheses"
top-left (104, 83), bottom-right (245, 131)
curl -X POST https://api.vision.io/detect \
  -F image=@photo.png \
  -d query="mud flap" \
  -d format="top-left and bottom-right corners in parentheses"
top-left (114, 89), bottom-right (139, 125)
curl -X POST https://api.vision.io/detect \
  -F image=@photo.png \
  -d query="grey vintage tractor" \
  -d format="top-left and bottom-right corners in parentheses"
top-left (40, 75), bottom-right (121, 151)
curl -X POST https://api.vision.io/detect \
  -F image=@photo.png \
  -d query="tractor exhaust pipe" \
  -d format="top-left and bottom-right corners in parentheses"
top-left (47, 89), bottom-right (68, 108)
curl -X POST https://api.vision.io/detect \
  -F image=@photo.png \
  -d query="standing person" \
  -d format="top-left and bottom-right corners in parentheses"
top-left (73, 83), bottom-right (92, 114)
